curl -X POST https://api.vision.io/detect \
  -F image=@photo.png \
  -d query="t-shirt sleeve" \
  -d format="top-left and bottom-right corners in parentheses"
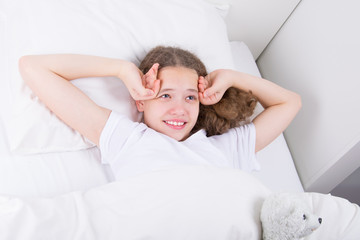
top-left (99, 111), bottom-right (144, 165)
top-left (209, 123), bottom-right (260, 172)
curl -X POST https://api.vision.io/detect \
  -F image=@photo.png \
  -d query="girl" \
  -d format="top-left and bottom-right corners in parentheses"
top-left (19, 46), bottom-right (301, 180)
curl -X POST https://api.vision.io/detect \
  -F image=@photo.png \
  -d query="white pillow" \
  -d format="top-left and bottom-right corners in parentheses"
top-left (230, 41), bottom-right (262, 77)
top-left (1, 0), bottom-right (234, 154)
top-left (0, 165), bottom-right (271, 239)
top-left (203, 0), bottom-right (231, 18)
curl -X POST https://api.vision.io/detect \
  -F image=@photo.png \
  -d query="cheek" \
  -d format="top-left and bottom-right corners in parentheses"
top-left (191, 103), bottom-right (200, 119)
top-left (143, 102), bottom-right (167, 123)
top-left (143, 100), bottom-right (160, 111)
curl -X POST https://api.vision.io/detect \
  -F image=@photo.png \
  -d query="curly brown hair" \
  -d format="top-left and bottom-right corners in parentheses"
top-left (139, 46), bottom-right (257, 137)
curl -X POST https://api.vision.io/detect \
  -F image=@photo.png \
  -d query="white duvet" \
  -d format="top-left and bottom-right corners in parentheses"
top-left (0, 166), bottom-right (271, 240)
top-left (1, 165), bottom-right (360, 240)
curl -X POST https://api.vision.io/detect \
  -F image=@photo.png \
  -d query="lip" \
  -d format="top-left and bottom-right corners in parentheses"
top-left (163, 119), bottom-right (187, 130)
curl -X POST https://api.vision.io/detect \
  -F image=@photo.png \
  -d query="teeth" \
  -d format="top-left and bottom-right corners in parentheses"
top-left (165, 121), bottom-right (185, 126)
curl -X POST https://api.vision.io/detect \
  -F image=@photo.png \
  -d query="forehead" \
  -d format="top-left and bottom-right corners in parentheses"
top-left (158, 66), bottom-right (198, 88)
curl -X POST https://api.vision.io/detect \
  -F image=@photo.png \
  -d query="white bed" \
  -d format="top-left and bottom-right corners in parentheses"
top-left (0, 0), bottom-right (359, 239)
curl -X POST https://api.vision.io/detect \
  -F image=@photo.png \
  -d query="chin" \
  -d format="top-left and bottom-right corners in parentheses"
top-left (167, 132), bottom-right (188, 141)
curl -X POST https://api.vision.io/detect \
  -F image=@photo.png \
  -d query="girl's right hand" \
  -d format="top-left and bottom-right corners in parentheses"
top-left (120, 61), bottom-right (160, 101)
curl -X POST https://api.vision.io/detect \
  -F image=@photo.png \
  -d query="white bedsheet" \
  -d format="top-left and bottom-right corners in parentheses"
top-left (230, 41), bottom-right (303, 192)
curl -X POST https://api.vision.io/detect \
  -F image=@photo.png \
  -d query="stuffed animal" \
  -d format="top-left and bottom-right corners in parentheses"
top-left (260, 192), bottom-right (322, 240)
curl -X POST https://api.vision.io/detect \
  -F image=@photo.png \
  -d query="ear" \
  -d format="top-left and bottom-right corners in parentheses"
top-left (135, 100), bottom-right (145, 112)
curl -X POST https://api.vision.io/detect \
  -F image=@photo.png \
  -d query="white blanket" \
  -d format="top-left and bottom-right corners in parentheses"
top-left (0, 166), bottom-right (271, 240)
top-left (1, 166), bottom-right (359, 240)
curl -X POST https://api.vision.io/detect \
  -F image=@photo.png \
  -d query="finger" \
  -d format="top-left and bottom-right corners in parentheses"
top-left (149, 63), bottom-right (159, 78)
top-left (145, 63), bottom-right (159, 76)
top-left (198, 84), bottom-right (204, 93)
top-left (198, 83), bottom-right (204, 93)
top-left (144, 63), bottom-right (159, 88)
top-left (137, 79), bottom-right (161, 100)
top-left (200, 76), bottom-right (209, 88)
top-left (203, 87), bottom-right (215, 98)
top-left (201, 91), bottom-right (222, 105)
top-left (209, 93), bottom-right (219, 103)
top-left (199, 76), bottom-right (211, 94)
top-left (200, 97), bottom-right (214, 105)
top-left (152, 63), bottom-right (159, 72)
top-left (198, 76), bottom-right (204, 84)
top-left (144, 78), bottom-right (160, 95)
top-left (131, 88), bottom-right (150, 99)
top-left (152, 79), bottom-right (161, 96)
top-left (199, 92), bottom-right (208, 104)
top-left (199, 91), bottom-right (213, 105)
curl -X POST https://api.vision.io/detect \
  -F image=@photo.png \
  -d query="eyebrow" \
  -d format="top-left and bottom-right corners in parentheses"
top-left (158, 88), bottom-right (198, 95)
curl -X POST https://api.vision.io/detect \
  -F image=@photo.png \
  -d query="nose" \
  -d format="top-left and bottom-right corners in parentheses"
top-left (169, 100), bottom-right (186, 116)
top-left (318, 218), bottom-right (322, 224)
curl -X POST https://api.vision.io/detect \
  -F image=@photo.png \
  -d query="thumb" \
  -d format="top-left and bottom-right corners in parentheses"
top-left (145, 89), bottom-right (155, 96)
top-left (140, 79), bottom-right (160, 99)
top-left (203, 86), bottom-right (216, 98)
top-left (199, 91), bottom-right (218, 105)
top-left (130, 85), bottom-right (154, 100)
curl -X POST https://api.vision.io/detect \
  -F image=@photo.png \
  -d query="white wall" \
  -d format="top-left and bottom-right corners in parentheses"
top-left (224, 0), bottom-right (300, 59)
top-left (256, 0), bottom-right (360, 193)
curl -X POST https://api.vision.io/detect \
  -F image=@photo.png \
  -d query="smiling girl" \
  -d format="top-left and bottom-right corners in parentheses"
top-left (19, 46), bottom-right (301, 180)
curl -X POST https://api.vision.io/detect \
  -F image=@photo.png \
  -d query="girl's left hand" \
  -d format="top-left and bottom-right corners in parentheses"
top-left (198, 69), bottom-right (233, 105)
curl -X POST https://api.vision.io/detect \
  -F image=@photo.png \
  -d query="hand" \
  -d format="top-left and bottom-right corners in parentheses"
top-left (198, 69), bottom-right (233, 105)
top-left (142, 63), bottom-right (161, 98)
top-left (120, 61), bottom-right (160, 100)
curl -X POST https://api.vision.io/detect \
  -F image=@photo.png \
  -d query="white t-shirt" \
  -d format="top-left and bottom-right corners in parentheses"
top-left (100, 111), bottom-right (259, 181)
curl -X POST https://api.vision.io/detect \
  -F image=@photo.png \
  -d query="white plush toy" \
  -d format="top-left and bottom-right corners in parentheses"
top-left (261, 192), bottom-right (322, 240)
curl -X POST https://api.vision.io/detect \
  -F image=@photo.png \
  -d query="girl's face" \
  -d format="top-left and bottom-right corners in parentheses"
top-left (136, 66), bottom-right (200, 141)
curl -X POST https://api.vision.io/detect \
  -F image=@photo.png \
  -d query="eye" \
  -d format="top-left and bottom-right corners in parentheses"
top-left (160, 94), bottom-right (170, 99)
top-left (186, 95), bottom-right (197, 101)
top-left (303, 214), bottom-right (307, 220)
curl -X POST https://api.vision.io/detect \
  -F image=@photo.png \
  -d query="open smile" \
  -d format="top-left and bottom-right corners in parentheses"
top-left (163, 120), bottom-right (187, 129)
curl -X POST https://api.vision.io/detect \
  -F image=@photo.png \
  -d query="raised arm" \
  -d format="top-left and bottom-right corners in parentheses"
top-left (19, 54), bottom-right (160, 146)
top-left (199, 69), bottom-right (301, 152)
